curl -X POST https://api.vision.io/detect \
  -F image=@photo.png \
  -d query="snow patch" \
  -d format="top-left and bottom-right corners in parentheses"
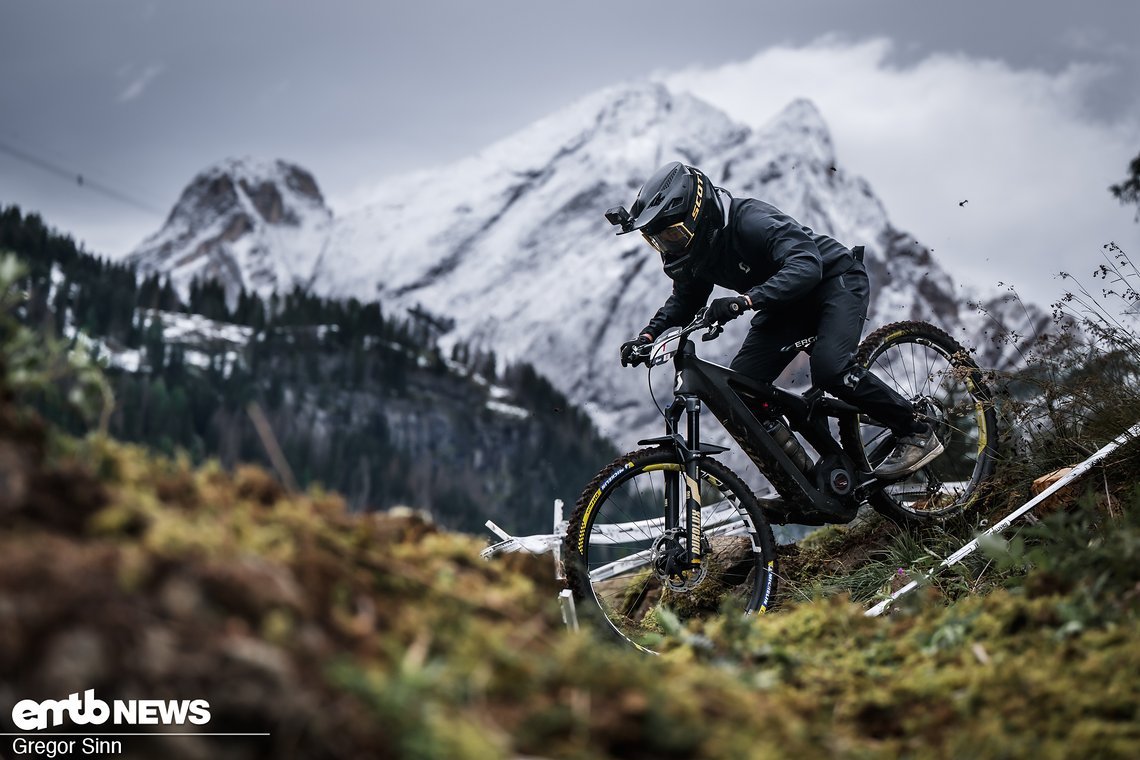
top-left (485, 400), bottom-right (531, 420)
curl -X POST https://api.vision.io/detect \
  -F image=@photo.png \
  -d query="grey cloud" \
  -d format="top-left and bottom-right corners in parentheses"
top-left (0, 0), bottom-right (1135, 262)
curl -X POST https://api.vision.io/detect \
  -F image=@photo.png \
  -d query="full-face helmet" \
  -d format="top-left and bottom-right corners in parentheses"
top-left (608, 162), bottom-right (723, 278)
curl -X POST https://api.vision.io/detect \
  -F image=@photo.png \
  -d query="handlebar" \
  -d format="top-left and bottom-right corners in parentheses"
top-left (630, 307), bottom-right (724, 364)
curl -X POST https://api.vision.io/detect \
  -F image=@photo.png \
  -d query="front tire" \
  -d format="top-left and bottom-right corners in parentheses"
top-left (839, 321), bottom-right (998, 526)
top-left (563, 447), bottom-right (778, 653)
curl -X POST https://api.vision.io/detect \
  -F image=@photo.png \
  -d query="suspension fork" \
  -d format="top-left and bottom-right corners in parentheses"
top-left (683, 397), bottom-right (703, 565)
top-left (661, 395), bottom-right (704, 567)
top-left (663, 398), bottom-right (683, 534)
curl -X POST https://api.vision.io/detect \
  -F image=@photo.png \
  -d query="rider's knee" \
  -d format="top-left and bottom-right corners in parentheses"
top-left (729, 354), bottom-right (759, 378)
top-left (811, 355), bottom-right (859, 391)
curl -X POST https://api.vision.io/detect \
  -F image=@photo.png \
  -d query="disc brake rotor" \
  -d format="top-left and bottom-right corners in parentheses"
top-left (651, 528), bottom-right (709, 592)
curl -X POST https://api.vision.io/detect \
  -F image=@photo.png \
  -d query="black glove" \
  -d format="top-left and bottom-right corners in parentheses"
top-left (704, 296), bottom-right (749, 326)
top-left (620, 334), bottom-right (653, 367)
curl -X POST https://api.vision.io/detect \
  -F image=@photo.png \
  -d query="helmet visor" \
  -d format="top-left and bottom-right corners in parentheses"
top-left (642, 221), bottom-right (694, 255)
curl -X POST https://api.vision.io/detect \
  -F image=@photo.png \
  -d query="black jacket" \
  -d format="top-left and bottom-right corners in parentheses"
top-left (642, 196), bottom-right (858, 338)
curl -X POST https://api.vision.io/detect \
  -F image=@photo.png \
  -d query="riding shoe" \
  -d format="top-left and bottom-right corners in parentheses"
top-left (872, 425), bottom-right (945, 479)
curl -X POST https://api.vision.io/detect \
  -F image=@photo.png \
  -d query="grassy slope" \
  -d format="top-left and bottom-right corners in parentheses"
top-left (3, 346), bottom-right (1140, 760)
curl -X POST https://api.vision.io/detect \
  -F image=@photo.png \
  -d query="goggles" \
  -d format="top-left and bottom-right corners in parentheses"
top-left (642, 221), bottom-right (694, 255)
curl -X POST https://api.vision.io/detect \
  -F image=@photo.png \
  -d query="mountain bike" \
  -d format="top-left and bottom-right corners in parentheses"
top-left (562, 309), bottom-right (997, 652)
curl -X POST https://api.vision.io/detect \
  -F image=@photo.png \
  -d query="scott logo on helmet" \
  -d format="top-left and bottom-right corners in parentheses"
top-left (691, 173), bottom-right (703, 221)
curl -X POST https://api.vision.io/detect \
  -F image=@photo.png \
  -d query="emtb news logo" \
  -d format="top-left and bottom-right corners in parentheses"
top-left (11, 690), bottom-right (210, 731)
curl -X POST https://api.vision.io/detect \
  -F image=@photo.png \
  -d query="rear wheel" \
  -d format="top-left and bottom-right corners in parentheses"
top-left (563, 447), bottom-right (778, 654)
top-left (839, 321), bottom-right (998, 526)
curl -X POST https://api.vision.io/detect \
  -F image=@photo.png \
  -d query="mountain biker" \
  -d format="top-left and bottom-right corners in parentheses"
top-left (611, 161), bottom-right (942, 479)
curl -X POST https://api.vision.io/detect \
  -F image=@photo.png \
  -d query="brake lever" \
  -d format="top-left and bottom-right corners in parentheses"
top-left (702, 323), bottom-right (723, 341)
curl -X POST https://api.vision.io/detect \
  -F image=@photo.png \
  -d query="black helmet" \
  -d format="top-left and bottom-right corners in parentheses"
top-left (620, 162), bottom-right (722, 278)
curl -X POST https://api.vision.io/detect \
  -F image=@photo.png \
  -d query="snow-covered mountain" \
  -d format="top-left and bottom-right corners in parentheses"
top-left (128, 158), bottom-right (332, 300)
top-left (128, 82), bottom-right (1049, 446)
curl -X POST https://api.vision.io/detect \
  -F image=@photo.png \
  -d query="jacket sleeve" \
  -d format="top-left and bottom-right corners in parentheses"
top-left (740, 210), bottom-right (824, 309)
top-left (642, 276), bottom-right (714, 338)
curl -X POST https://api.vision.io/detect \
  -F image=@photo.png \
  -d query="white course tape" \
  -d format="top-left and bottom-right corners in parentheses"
top-left (865, 422), bottom-right (1140, 617)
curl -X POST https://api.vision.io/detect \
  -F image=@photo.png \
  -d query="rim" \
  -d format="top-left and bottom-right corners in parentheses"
top-left (581, 462), bottom-right (767, 653)
top-left (857, 337), bottom-right (990, 518)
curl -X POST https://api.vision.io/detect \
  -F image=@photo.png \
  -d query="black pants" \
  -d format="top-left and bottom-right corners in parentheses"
top-left (729, 263), bottom-right (923, 436)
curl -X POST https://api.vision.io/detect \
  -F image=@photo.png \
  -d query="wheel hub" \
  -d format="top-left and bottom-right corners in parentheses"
top-left (651, 528), bottom-right (709, 591)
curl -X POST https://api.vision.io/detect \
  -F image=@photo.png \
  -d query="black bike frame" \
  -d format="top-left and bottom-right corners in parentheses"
top-left (640, 333), bottom-right (874, 561)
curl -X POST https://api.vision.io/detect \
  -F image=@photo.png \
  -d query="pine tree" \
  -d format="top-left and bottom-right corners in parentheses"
top-left (143, 316), bottom-right (165, 373)
top-left (159, 278), bottom-right (179, 311)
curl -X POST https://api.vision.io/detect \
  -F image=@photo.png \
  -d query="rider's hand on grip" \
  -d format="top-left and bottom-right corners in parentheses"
top-left (619, 334), bottom-right (653, 367)
top-left (704, 296), bottom-right (749, 327)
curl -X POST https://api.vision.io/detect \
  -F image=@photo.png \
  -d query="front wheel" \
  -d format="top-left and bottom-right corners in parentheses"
top-left (563, 447), bottom-right (778, 653)
top-left (839, 321), bottom-right (998, 526)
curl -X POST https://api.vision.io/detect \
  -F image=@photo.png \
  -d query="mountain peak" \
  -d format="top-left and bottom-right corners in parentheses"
top-left (167, 157), bottom-right (326, 227)
top-left (592, 81), bottom-right (672, 127)
top-left (466, 80), bottom-right (748, 180)
top-left (129, 157), bottom-right (332, 302)
top-left (770, 98), bottom-right (829, 132)
top-left (758, 98), bottom-right (836, 167)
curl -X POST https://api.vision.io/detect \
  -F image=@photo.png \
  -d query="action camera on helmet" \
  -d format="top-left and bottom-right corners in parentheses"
top-left (605, 206), bottom-right (632, 229)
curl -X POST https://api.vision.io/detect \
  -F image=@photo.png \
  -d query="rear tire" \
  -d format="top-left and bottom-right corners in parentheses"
top-left (563, 447), bottom-right (778, 653)
top-left (839, 321), bottom-right (998, 526)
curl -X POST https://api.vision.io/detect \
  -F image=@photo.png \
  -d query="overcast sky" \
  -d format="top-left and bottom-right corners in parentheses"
top-left (1, 1), bottom-right (1138, 308)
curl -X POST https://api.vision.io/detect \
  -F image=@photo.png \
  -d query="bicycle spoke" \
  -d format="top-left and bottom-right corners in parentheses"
top-left (849, 326), bottom-right (993, 521)
top-left (573, 452), bottom-right (777, 652)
